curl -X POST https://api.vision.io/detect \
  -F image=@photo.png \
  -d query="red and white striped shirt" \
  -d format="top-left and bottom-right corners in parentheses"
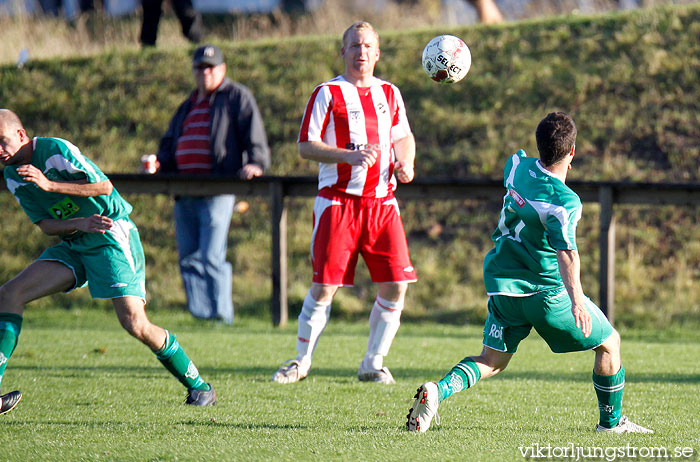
top-left (175, 96), bottom-right (213, 174)
top-left (298, 76), bottom-right (412, 198)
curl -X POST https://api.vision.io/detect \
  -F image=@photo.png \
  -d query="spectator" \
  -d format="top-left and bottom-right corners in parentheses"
top-left (36, 0), bottom-right (78, 19)
top-left (405, 0), bottom-right (503, 24)
top-left (36, 0), bottom-right (100, 18)
top-left (468, 0), bottom-right (503, 23)
top-left (140, 0), bottom-right (204, 47)
top-left (79, 0), bottom-right (94, 12)
top-left (155, 44), bottom-right (270, 324)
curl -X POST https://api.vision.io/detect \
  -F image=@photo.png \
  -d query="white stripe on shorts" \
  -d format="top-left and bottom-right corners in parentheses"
top-left (108, 219), bottom-right (136, 273)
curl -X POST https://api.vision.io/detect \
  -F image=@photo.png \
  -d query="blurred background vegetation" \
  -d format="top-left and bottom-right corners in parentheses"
top-left (0, 1), bottom-right (697, 328)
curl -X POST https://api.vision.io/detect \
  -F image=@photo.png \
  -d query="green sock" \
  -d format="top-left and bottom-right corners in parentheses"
top-left (593, 365), bottom-right (625, 428)
top-left (154, 330), bottom-right (209, 391)
top-left (0, 313), bottom-right (23, 391)
top-left (436, 357), bottom-right (482, 402)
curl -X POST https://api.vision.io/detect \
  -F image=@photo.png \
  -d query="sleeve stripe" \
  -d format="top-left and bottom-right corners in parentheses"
top-left (298, 85), bottom-right (324, 143)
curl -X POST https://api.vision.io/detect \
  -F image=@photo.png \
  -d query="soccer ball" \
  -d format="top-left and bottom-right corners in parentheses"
top-left (421, 35), bottom-right (471, 84)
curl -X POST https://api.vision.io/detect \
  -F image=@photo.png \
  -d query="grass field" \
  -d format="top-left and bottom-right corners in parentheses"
top-left (2, 308), bottom-right (698, 461)
top-left (1, 4), bottom-right (698, 460)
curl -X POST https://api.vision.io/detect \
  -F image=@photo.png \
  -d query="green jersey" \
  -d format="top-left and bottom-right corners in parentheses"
top-left (483, 150), bottom-right (582, 295)
top-left (4, 137), bottom-right (133, 239)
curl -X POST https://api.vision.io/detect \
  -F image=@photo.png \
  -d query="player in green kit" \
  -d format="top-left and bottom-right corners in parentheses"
top-left (0, 109), bottom-right (216, 415)
top-left (406, 112), bottom-right (652, 433)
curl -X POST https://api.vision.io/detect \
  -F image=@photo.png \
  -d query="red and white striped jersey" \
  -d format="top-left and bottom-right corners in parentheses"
top-left (298, 76), bottom-right (412, 198)
top-left (175, 97), bottom-right (214, 174)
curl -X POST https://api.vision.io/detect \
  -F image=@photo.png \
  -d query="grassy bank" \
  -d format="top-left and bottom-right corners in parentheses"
top-left (0, 5), bottom-right (698, 327)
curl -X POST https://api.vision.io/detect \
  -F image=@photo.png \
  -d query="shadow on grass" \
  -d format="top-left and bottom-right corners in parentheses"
top-left (219, 366), bottom-right (700, 385)
top-left (9, 364), bottom-right (700, 385)
top-left (0, 421), bottom-right (140, 428)
top-left (9, 364), bottom-right (202, 380)
top-left (1, 420), bottom-right (309, 430)
top-left (7, 363), bottom-right (451, 383)
top-left (327, 310), bottom-right (486, 326)
top-left (489, 370), bottom-right (700, 384)
top-left (179, 420), bottom-right (309, 430)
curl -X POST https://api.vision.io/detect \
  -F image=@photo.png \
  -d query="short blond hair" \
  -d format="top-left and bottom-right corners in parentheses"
top-left (342, 21), bottom-right (379, 48)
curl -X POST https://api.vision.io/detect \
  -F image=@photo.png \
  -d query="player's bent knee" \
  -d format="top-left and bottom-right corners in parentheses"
top-left (604, 328), bottom-right (620, 347)
top-left (479, 347), bottom-right (512, 375)
top-left (0, 282), bottom-right (27, 311)
top-left (595, 328), bottom-right (621, 355)
top-left (112, 297), bottom-right (151, 340)
top-left (486, 358), bottom-right (509, 375)
top-left (377, 282), bottom-right (408, 302)
top-left (309, 284), bottom-right (338, 303)
top-left (0, 284), bottom-right (11, 306)
top-left (117, 311), bottom-right (150, 341)
top-left (610, 328), bottom-right (621, 347)
top-left (474, 355), bottom-right (507, 378)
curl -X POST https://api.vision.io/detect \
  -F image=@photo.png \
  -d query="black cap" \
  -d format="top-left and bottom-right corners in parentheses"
top-left (192, 45), bottom-right (224, 67)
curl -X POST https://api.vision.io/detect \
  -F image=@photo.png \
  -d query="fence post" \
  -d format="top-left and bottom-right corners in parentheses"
top-left (270, 181), bottom-right (288, 327)
top-left (598, 186), bottom-right (616, 325)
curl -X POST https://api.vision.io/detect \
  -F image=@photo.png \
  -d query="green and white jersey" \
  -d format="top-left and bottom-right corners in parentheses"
top-left (483, 149), bottom-right (582, 295)
top-left (4, 137), bottom-right (133, 239)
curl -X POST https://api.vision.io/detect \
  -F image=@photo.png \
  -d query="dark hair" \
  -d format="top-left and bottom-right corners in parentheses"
top-left (535, 112), bottom-right (577, 166)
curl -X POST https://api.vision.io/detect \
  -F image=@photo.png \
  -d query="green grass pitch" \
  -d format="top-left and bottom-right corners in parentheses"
top-left (2, 308), bottom-right (698, 461)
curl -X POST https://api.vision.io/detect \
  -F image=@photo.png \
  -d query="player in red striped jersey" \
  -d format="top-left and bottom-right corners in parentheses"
top-left (273, 21), bottom-right (417, 385)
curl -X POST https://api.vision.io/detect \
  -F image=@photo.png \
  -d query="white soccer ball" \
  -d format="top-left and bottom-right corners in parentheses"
top-left (421, 35), bottom-right (471, 84)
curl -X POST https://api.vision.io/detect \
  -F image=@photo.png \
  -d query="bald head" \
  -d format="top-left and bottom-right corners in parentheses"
top-left (0, 109), bottom-right (24, 133)
top-left (0, 109), bottom-right (32, 166)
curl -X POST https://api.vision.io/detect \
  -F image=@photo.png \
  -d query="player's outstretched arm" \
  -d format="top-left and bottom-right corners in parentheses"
top-left (15, 164), bottom-right (113, 197)
top-left (37, 214), bottom-right (114, 237)
top-left (299, 140), bottom-right (377, 168)
top-left (557, 249), bottom-right (592, 338)
top-left (393, 133), bottom-right (415, 183)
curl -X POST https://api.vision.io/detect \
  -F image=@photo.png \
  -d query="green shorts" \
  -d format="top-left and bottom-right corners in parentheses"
top-left (38, 218), bottom-right (146, 301)
top-left (483, 288), bottom-right (613, 354)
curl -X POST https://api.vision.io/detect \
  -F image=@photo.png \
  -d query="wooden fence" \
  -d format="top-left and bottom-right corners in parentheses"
top-left (4, 174), bottom-right (699, 326)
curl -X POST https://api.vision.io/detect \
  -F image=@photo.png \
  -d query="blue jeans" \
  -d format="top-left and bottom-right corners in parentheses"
top-left (174, 195), bottom-right (235, 324)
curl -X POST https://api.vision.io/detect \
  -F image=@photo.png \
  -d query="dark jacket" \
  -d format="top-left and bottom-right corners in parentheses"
top-left (156, 77), bottom-right (271, 175)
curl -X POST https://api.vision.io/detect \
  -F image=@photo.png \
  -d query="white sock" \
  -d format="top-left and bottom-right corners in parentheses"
top-left (296, 290), bottom-right (331, 368)
top-left (364, 353), bottom-right (383, 371)
top-left (363, 296), bottom-right (403, 371)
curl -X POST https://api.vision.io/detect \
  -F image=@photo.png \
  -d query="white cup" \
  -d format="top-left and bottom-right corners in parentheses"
top-left (141, 154), bottom-right (157, 174)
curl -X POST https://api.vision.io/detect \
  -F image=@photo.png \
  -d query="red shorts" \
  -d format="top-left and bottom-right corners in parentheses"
top-left (311, 188), bottom-right (417, 286)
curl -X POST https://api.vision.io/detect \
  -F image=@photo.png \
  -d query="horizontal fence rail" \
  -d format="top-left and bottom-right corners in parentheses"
top-left (3, 174), bottom-right (699, 327)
